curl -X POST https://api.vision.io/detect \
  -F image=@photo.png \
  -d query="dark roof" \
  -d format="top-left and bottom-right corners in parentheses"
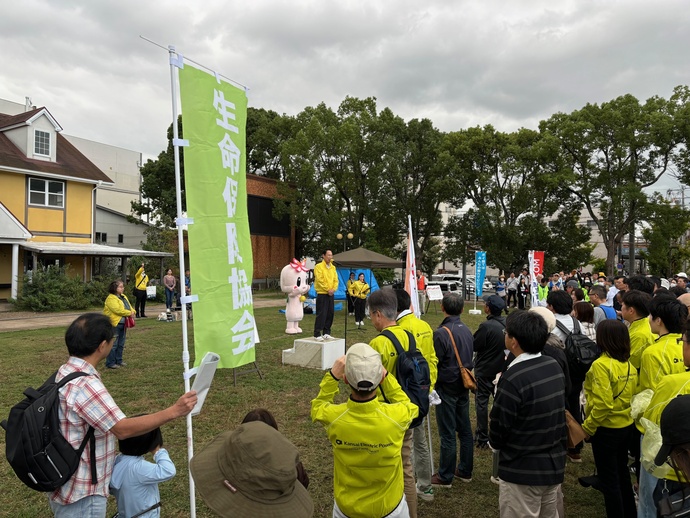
top-left (0, 110), bottom-right (112, 184)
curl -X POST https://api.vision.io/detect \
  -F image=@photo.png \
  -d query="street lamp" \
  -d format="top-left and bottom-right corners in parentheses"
top-left (337, 232), bottom-right (354, 252)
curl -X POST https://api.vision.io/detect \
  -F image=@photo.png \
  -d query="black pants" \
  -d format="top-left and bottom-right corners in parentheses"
top-left (354, 298), bottom-right (366, 323)
top-left (567, 378), bottom-right (584, 453)
top-left (474, 375), bottom-right (495, 444)
top-left (134, 288), bottom-right (147, 317)
top-left (347, 295), bottom-right (355, 314)
top-left (591, 425), bottom-right (636, 518)
top-left (506, 290), bottom-right (517, 307)
top-left (314, 293), bottom-right (334, 337)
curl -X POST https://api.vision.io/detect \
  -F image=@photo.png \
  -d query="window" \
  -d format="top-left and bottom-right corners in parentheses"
top-left (118, 234), bottom-right (124, 244)
top-left (95, 232), bottom-right (102, 242)
top-left (28, 178), bottom-right (64, 208)
top-left (101, 233), bottom-right (107, 243)
top-left (34, 130), bottom-right (50, 156)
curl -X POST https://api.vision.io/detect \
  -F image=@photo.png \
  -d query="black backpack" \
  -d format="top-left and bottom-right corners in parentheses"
top-left (380, 329), bottom-right (430, 428)
top-left (1, 371), bottom-right (97, 492)
top-left (556, 317), bottom-right (600, 380)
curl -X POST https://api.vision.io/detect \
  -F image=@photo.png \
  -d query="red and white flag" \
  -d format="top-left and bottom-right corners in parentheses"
top-left (529, 250), bottom-right (545, 307)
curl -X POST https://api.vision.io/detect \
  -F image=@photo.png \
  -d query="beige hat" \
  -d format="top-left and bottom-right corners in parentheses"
top-left (190, 421), bottom-right (313, 518)
top-left (345, 342), bottom-right (384, 391)
top-left (530, 306), bottom-right (557, 333)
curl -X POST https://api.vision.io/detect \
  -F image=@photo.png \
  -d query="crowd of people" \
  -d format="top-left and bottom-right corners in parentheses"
top-left (20, 261), bottom-right (690, 517)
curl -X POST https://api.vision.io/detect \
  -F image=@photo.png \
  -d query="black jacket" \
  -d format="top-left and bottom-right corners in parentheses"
top-left (473, 314), bottom-right (506, 378)
top-left (433, 315), bottom-right (474, 390)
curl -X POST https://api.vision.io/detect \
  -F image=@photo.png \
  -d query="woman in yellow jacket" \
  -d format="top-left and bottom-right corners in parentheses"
top-left (582, 319), bottom-right (638, 517)
top-left (103, 280), bottom-right (135, 369)
top-left (348, 273), bottom-right (370, 328)
top-left (134, 263), bottom-right (149, 318)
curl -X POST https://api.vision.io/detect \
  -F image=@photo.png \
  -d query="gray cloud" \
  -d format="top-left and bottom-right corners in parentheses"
top-left (1, 0), bottom-right (688, 168)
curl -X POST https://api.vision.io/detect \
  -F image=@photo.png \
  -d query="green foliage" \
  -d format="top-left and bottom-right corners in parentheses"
top-left (640, 194), bottom-right (690, 276)
top-left (131, 116), bottom-right (184, 226)
top-left (590, 258), bottom-right (607, 274)
top-left (541, 88), bottom-right (688, 274)
top-left (15, 265), bottom-right (110, 312)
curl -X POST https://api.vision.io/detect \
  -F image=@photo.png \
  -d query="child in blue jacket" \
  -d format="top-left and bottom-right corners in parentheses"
top-left (110, 425), bottom-right (175, 518)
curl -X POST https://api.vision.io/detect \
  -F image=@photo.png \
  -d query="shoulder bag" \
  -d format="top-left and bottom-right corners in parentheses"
top-left (442, 326), bottom-right (477, 393)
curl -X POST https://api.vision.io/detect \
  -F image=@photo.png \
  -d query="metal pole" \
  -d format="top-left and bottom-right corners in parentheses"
top-left (168, 45), bottom-right (196, 518)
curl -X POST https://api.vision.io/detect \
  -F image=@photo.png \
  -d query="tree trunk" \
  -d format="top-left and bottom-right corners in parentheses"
top-left (605, 244), bottom-right (617, 277)
top-left (628, 227), bottom-right (636, 275)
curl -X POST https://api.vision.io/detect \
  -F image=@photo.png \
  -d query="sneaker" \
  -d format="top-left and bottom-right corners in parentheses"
top-left (106, 364), bottom-right (119, 369)
top-left (567, 452), bottom-right (582, 463)
top-left (490, 476), bottom-right (501, 485)
top-left (323, 334), bottom-right (333, 340)
top-left (358, 322), bottom-right (364, 329)
top-left (118, 362), bottom-right (127, 367)
top-left (430, 474), bottom-right (452, 488)
top-left (416, 487), bottom-right (434, 502)
top-left (454, 469), bottom-right (472, 483)
top-left (578, 475), bottom-right (602, 491)
top-left (314, 336), bottom-right (324, 342)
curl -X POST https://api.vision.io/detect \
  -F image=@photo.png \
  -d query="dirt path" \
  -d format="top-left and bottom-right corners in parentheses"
top-left (0, 297), bottom-right (286, 333)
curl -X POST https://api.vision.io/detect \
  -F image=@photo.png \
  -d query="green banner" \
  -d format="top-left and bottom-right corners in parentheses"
top-left (179, 64), bottom-right (255, 369)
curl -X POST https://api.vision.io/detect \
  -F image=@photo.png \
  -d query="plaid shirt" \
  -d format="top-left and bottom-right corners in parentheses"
top-left (50, 357), bottom-right (125, 505)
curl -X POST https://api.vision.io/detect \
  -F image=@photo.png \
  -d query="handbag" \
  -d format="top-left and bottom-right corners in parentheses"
top-left (658, 487), bottom-right (690, 517)
top-left (124, 316), bottom-right (136, 329)
top-left (565, 409), bottom-right (587, 449)
top-left (442, 326), bottom-right (477, 393)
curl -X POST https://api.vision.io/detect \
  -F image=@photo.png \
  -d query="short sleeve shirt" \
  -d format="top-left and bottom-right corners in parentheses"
top-left (50, 357), bottom-right (125, 505)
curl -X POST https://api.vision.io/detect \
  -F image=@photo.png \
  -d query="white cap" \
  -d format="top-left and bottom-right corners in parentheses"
top-left (345, 343), bottom-right (383, 392)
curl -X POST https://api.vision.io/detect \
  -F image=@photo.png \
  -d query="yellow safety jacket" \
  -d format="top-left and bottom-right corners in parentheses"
top-left (638, 333), bottom-right (684, 392)
top-left (396, 312), bottom-right (438, 389)
top-left (311, 371), bottom-right (418, 518)
top-left (314, 261), bottom-right (338, 295)
top-left (582, 353), bottom-right (638, 436)
top-left (628, 318), bottom-right (655, 371)
top-left (134, 266), bottom-right (148, 290)
top-left (640, 372), bottom-right (690, 480)
top-left (348, 280), bottom-right (370, 300)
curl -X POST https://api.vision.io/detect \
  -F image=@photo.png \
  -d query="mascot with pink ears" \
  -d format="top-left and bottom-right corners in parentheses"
top-left (280, 258), bottom-right (311, 334)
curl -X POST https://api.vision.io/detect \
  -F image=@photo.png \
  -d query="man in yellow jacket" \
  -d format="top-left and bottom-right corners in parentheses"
top-left (621, 290), bottom-right (655, 370)
top-left (311, 343), bottom-right (418, 518)
top-left (313, 250), bottom-right (338, 341)
top-left (368, 289), bottom-right (421, 518)
top-left (395, 289), bottom-right (438, 503)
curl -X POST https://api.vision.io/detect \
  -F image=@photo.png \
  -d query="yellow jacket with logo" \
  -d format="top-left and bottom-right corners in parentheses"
top-left (396, 312), bottom-right (438, 389)
top-left (628, 318), bottom-right (655, 370)
top-left (311, 371), bottom-right (418, 518)
top-left (134, 266), bottom-right (148, 290)
top-left (314, 261), bottom-right (338, 294)
top-left (582, 353), bottom-right (638, 436)
top-left (640, 372), bottom-right (690, 480)
top-left (638, 333), bottom-right (684, 392)
top-left (103, 294), bottom-right (133, 327)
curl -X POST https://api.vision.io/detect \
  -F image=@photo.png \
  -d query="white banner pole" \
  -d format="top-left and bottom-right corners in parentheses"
top-left (168, 44), bottom-right (196, 518)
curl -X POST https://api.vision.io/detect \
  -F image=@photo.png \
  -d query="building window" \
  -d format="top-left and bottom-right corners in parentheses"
top-left (95, 232), bottom-right (101, 242)
top-left (35, 130), bottom-right (50, 156)
top-left (101, 233), bottom-right (107, 243)
top-left (118, 234), bottom-right (124, 244)
top-left (28, 178), bottom-right (64, 208)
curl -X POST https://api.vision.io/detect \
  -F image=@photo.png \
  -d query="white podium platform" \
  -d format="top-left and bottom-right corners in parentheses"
top-left (282, 337), bottom-right (345, 370)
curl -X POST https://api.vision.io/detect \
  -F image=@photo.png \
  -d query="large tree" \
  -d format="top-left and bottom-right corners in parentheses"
top-left (640, 194), bottom-right (690, 277)
top-left (541, 89), bottom-right (688, 274)
top-left (442, 125), bottom-right (592, 273)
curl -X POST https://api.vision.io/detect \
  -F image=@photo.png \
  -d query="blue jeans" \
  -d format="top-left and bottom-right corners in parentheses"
top-left (49, 495), bottom-right (107, 517)
top-left (165, 287), bottom-right (174, 309)
top-left (435, 385), bottom-right (474, 483)
top-left (106, 324), bottom-right (126, 367)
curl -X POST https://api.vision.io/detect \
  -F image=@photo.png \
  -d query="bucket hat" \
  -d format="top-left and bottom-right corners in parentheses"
top-left (190, 421), bottom-right (313, 517)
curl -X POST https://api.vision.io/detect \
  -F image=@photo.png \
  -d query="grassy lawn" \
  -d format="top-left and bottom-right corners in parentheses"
top-left (0, 303), bottom-right (608, 517)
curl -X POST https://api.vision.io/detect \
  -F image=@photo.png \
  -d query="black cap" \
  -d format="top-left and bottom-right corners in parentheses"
top-left (482, 294), bottom-right (506, 312)
top-left (654, 394), bottom-right (690, 466)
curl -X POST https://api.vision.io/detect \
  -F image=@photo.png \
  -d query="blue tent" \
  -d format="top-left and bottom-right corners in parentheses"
top-left (308, 267), bottom-right (380, 300)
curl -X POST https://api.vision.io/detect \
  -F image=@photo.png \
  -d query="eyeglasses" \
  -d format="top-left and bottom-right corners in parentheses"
top-left (503, 329), bottom-right (509, 337)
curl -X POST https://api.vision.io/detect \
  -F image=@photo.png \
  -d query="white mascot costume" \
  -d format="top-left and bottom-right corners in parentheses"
top-left (280, 258), bottom-right (310, 334)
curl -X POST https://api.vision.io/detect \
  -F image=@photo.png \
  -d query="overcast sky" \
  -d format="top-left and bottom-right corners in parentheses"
top-left (1, 0), bottom-right (689, 191)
